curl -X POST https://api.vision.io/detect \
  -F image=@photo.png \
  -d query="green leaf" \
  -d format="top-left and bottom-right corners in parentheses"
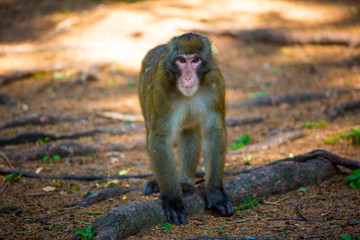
top-left (107, 79), bottom-right (115, 88)
top-left (86, 212), bottom-right (103, 215)
top-left (274, 67), bottom-right (282, 75)
top-left (53, 72), bottom-right (65, 81)
top-left (5, 173), bottom-right (16, 181)
top-left (340, 234), bottom-right (353, 240)
top-left (5, 173), bottom-right (22, 182)
top-left (349, 179), bottom-right (360, 189)
top-left (324, 135), bottom-right (341, 144)
top-left (70, 185), bottom-right (80, 191)
top-left (32, 72), bottom-right (44, 79)
top-left (351, 169), bottom-right (360, 178)
top-left (345, 174), bottom-right (358, 182)
top-left (301, 121), bottom-right (327, 129)
top-left (298, 187), bottom-right (310, 192)
top-left (248, 91), bottom-right (267, 100)
top-left (126, 82), bottom-right (137, 88)
top-left (234, 197), bottom-right (258, 211)
top-left (229, 133), bottom-right (251, 150)
top-left (52, 155), bottom-right (61, 160)
top-left (325, 128), bottom-right (360, 145)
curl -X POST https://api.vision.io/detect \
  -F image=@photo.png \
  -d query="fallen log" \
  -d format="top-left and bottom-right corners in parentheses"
top-left (70, 149), bottom-right (347, 240)
top-left (0, 125), bottom-right (139, 146)
top-left (228, 89), bottom-right (360, 108)
top-left (326, 99), bottom-right (360, 122)
top-left (190, 27), bottom-right (360, 47)
top-left (0, 113), bottom-right (82, 130)
top-left (3, 139), bottom-right (146, 162)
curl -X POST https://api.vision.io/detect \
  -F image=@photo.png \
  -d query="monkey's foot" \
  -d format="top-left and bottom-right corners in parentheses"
top-left (143, 179), bottom-right (159, 195)
top-left (181, 182), bottom-right (196, 197)
top-left (161, 195), bottom-right (188, 225)
top-left (206, 189), bottom-right (234, 217)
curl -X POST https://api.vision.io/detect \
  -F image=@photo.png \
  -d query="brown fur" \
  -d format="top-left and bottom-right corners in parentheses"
top-left (138, 33), bottom-right (233, 225)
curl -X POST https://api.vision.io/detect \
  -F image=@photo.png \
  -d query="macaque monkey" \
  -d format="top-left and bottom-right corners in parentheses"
top-left (138, 33), bottom-right (234, 225)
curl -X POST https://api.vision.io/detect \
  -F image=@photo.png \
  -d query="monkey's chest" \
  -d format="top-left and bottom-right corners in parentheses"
top-left (172, 97), bottom-right (210, 130)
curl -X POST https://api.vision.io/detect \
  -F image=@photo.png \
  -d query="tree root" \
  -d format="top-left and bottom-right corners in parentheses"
top-left (70, 149), bottom-right (342, 240)
top-left (326, 99), bottom-right (360, 121)
top-left (66, 187), bottom-right (138, 208)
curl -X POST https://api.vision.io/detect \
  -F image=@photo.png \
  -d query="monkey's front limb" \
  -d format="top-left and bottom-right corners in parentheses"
top-left (203, 128), bottom-right (234, 217)
top-left (147, 132), bottom-right (188, 225)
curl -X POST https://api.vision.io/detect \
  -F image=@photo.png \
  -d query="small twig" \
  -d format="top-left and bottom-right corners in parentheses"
top-left (0, 151), bottom-right (14, 168)
top-left (66, 187), bottom-right (138, 208)
top-left (267, 217), bottom-right (305, 221)
top-left (262, 196), bottom-right (289, 205)
top-left (0, 181), bottom-right (9, 195)
top-left (297, 203), bottom-right (310, 221)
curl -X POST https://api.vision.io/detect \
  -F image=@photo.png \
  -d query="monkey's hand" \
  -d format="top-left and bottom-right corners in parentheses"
top-left (161, 195), bottom-right (188, 225)
top-left (206, 189), bottom-right (234, 217)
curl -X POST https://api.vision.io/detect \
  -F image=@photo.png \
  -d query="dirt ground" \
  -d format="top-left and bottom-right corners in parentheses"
top-left (0, 0), bottom-right (360, 239)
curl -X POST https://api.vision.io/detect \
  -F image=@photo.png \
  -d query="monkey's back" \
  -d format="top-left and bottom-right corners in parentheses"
top-left (138, 44), bottom-right (174, 130)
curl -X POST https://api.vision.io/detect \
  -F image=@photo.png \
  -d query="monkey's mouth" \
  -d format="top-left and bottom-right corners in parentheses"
top-left (179, 85), bottom-right (198, 97)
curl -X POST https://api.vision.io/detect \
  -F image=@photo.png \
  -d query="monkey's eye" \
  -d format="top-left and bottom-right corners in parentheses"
top-left (178, 57), bottom-right (186, 63)
top-left (192, 57), bottom-right (200, 63)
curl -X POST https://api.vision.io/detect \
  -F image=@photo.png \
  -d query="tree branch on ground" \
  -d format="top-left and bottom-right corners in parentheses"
top-left (190, 27), bottom-right (360, 47)
top-left (66, 187), bottom-right (138, 208)
top-left (71, 149), bottom-right (346, 240)
top-left (0, 167), bottom-right (153, 181)
top-left (0, 113), bottom-right (82, 130)
top-left (2, 139), bottom-right (146, 162)
top-left (228, 89), bottom-right (360, 108)
top-left (225, 117), bottom-right (263, 127)
top-left (326, 99), bottom-right (360, 121)
top-left (0, 125), bottom-right (141, 146)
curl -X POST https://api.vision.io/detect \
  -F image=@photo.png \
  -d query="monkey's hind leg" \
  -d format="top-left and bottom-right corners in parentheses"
top-left (178, 128), bottom-right (201, 196)
top-left (143, 178), bottom-right (159, 195)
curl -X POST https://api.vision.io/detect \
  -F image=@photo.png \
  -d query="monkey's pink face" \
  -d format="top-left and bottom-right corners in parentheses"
top-left (175, 55), bottom-right (202, 97)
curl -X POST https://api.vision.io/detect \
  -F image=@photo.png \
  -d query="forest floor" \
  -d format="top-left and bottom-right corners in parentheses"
top-left (0, 0), bottom-right (360, 239)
